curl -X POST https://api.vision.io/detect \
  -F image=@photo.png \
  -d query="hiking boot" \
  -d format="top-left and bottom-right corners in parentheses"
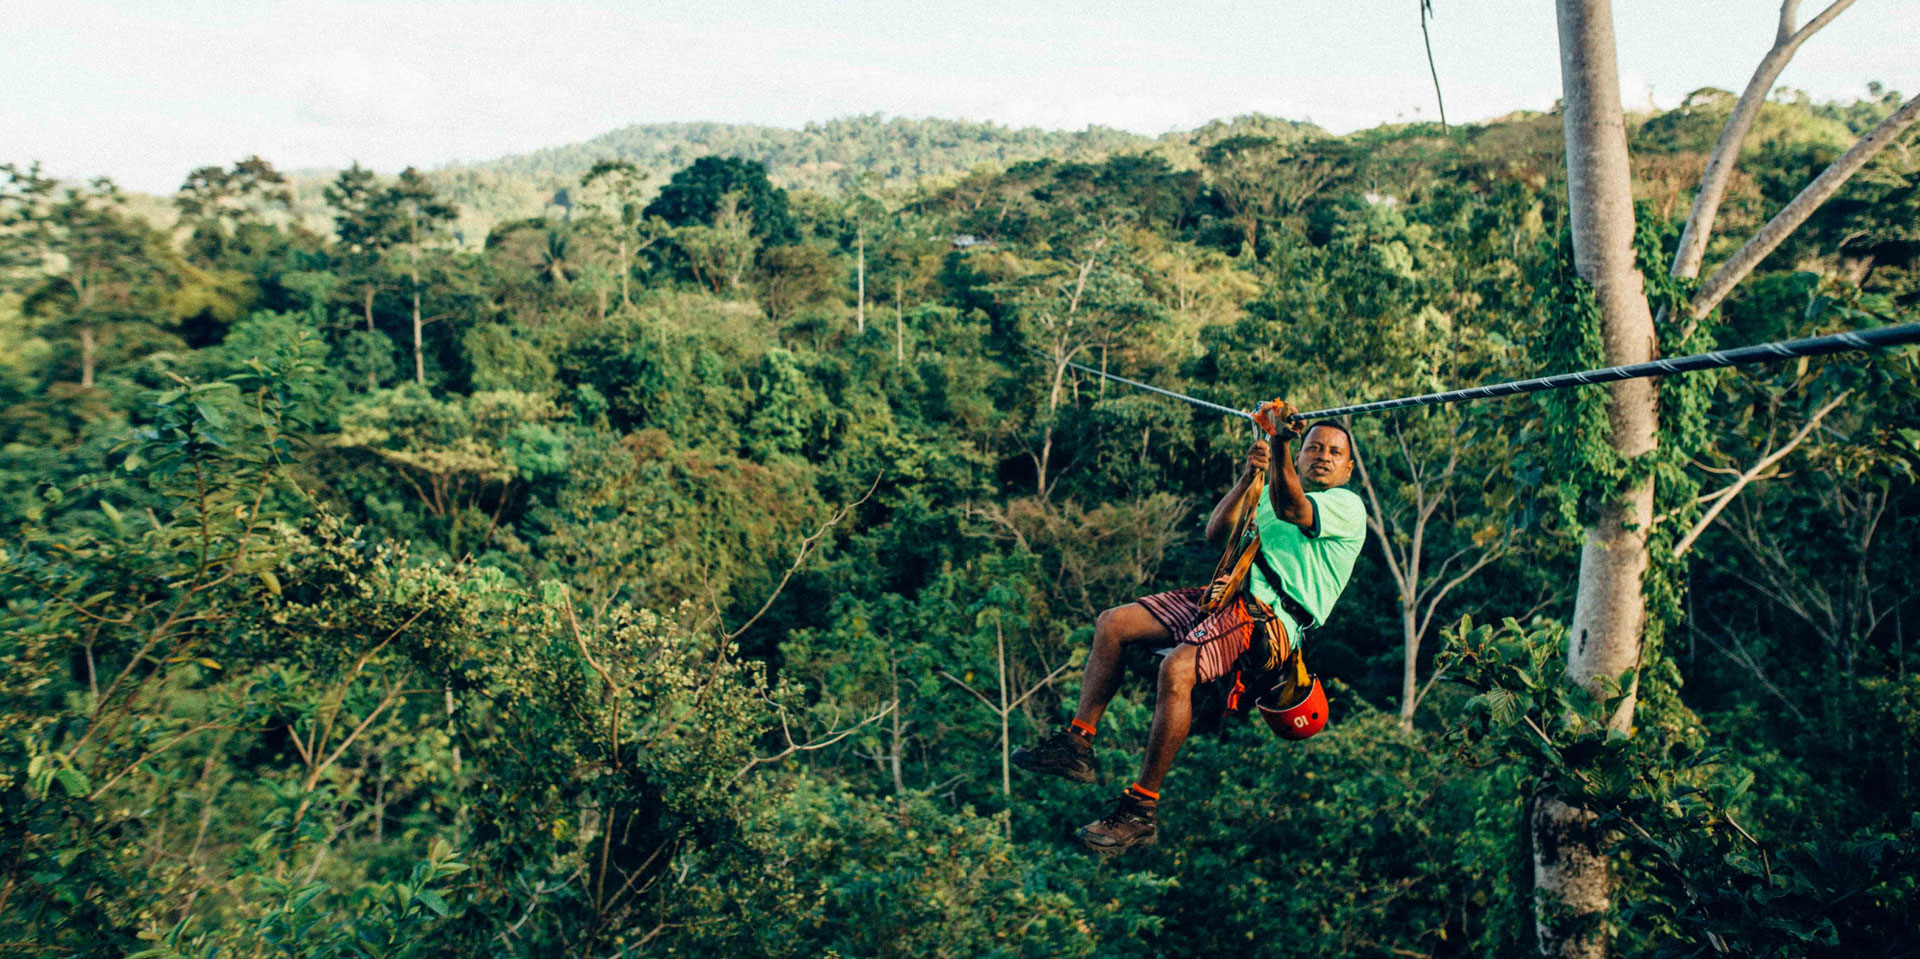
top-left (1011, 729), bottom-right (1097, 784)
top-left (1076, 792), bottom-right (1159, 855)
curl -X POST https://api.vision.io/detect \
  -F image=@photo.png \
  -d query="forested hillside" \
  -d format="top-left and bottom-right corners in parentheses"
top-left (475, 115), bottom-right (1168, 186)
top-left (274, 114), bottom-right (1326, 251)
top-left (3, 85), bottom-right (1917, 958)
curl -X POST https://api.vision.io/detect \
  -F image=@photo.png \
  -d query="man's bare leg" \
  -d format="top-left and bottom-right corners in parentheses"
top-left (1075, 637), bottom-right (1192, 853)
top-left (1134, 643), bottom-right (1197, 793)
top-left (1012, 603), bottom-right (1169, 784)
top-left (1072, 603), bottom-right (1172, 731)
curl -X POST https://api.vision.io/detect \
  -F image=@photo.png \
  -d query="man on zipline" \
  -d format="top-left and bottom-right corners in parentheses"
top-left (1012, 400), bottom-right (1365, 853)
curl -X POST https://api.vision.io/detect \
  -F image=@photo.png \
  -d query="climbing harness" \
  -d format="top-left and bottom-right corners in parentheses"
top-left (1189, 411), bottom-right (1329, 741)
top-left (1060, 320), bottom-right (1920, 424)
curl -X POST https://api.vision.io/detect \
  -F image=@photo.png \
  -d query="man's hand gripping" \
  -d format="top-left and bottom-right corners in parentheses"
top-left (1251, 398), bottom-right (1303, 442)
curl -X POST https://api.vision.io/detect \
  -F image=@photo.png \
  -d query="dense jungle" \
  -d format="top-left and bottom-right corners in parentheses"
top-left (3, 87), bottom-right (1917, 957)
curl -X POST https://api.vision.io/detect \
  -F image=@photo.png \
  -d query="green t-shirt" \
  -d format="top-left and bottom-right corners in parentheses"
top-left (1247, 485), bottom-right (1367, 630)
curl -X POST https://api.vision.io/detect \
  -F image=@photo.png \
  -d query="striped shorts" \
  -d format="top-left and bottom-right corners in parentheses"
top-left (1136, 587), bottom-right (1299, 685)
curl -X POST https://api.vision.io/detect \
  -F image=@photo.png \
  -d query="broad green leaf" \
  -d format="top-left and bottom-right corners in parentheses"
top-left (54, 767), bottom-right (90, 797)
top-left (415, 888), bottom-right (451, 917)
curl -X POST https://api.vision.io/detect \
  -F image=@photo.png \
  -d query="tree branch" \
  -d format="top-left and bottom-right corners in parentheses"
top-left (85, 721), bottom-right (237, 802)
top-left (1671, 390), bottom-right (1849, 559)
top-left (1701, 626), bottom-right (1809, 722)
top-left (732, 700), bottom-right (895, 780)
top-left (1006, 661), bottom-right (1072, 711)
top-left (1670, 0), bottom-right (1857, 282)
top-left (725, 474), bottom-right (881, 642)
top-left (937, 669), bottom-right (998, 711)
top-left (1689, 92), bottom-right (1920, 324)
top-left (1417, 548), bottom-right (1503, 642)
top-left (1352, 439), bottom-right (1413, 595)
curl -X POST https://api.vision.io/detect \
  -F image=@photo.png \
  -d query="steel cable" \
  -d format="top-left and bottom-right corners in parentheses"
top-left (1052, 320), bottom-right (1920, 423)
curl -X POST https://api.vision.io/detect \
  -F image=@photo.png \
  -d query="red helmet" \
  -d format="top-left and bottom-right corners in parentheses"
top-left (1257, 677), bottom-right (1329, 741)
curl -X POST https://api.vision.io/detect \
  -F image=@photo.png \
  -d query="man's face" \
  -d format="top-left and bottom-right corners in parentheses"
top-left (1296, 425), bottom-right (1355, 491)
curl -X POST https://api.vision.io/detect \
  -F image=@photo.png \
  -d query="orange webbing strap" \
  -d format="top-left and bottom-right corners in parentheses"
top-left (1200, 467), bottom-right (1266, 614)
top-left (1260, 597), bottom-right (1293, 672)
top-left (1267, 642), bottom-right (1312, 707)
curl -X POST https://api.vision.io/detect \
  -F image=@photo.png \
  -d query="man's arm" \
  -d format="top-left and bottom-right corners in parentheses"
top-left (1257, 400), bottom-right (1315, 530)
top-left (1205, 439), bottom-right (1268, 543)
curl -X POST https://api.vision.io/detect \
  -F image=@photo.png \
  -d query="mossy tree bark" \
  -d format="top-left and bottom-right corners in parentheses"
top-left (1542, 1), bottom-right (1657, 954)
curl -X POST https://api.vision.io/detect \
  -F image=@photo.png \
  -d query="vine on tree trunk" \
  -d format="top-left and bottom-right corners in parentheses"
top-left (1529, 206), bottom-right (1716, 713)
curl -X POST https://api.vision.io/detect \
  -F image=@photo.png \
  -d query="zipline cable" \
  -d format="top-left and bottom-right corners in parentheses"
top-left (1291, 320), bottom-right (1920, 421)
top-left (1057, 358), bottom-right (1257, 421)
top-left (1057, 320), bottom-right (1920, 424)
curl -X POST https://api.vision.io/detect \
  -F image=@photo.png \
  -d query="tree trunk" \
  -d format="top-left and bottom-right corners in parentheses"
top-left (996, 621), bottom-right (1011, 799)
top-left (79, 324), bottom-right (96, 388)
top-left (618, 238), bottom-right (631, 309)
top-left (894, 278), bottom-right (905, 364)
top-left (1533, 797), bottom-right (1612, 957)
top-left (1560, 0), bottom-right (1657, 738)
top-left (1037, 352), bottom-right (1072, 497)
top-left (1420, 1), bottom-right (1450, 131)
top-left (1542, 1), bottom-right (1659, 955)
top-left (364, 287), bottom-right (378, 391)
top-left (1399, 602), bottom-right (1420, 733)
top-left (856, 229), bottom-right (866, 335)
top-left (888, 647), bottom-right (906, 796)
top-left (412, 288), bottom-right (425, 385)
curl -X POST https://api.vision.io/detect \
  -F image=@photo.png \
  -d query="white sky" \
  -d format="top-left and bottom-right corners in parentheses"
top-left (6, 0), bottom-right (1917, 194)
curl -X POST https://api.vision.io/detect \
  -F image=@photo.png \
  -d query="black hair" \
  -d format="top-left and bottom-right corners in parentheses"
top-left (1299, 420), bottom-right (1357, 461)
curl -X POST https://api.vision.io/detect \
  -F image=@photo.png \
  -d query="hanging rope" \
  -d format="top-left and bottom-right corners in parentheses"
top-left (1419, 0), bottom-right (1448, 132)
top-left (1056, 320), bottom-right (1920, 424)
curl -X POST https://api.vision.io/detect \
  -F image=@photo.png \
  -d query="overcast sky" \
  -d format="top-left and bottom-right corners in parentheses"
top-left (7, 0), bottom-right (1916, 194)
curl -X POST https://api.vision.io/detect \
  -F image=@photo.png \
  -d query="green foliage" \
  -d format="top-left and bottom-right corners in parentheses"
top-left (175, 156), bottom-right (296, 267)
top-left (128, 842), bottom-right (469, 959)
top-left (2, 93), bottom-right (1916, 957)
top-left (670, 775), bottom-right (1136, 957)
top-left (460, 323), bottom-right (558, 394)
top-left (1438, 617), bottom-right (1919, 955)
top-left (644, 156), bottom-right (796, 243)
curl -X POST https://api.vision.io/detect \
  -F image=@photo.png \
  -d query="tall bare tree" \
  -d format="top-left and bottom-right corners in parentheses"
top-left (1540, 3), bottom-right (1663, 955)
top-left (388, 168), bottom-right (459, 385)
top-left (578, 159), bottom-right (661, 312)
top-left (939, 615), bottom-right (1069, 805)
top-left (1658, 2), bottom-right (1917, 559)
top-left (1352, 413), bottom-right (1517, 734)
top-left (1540, 1), bottom-right (1914, 955)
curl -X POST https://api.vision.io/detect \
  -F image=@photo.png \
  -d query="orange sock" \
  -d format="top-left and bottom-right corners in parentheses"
top-left (1126, 782), bottom-right (1160, 803)
top-left (1070, 718), bottom-right (1097, 739)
